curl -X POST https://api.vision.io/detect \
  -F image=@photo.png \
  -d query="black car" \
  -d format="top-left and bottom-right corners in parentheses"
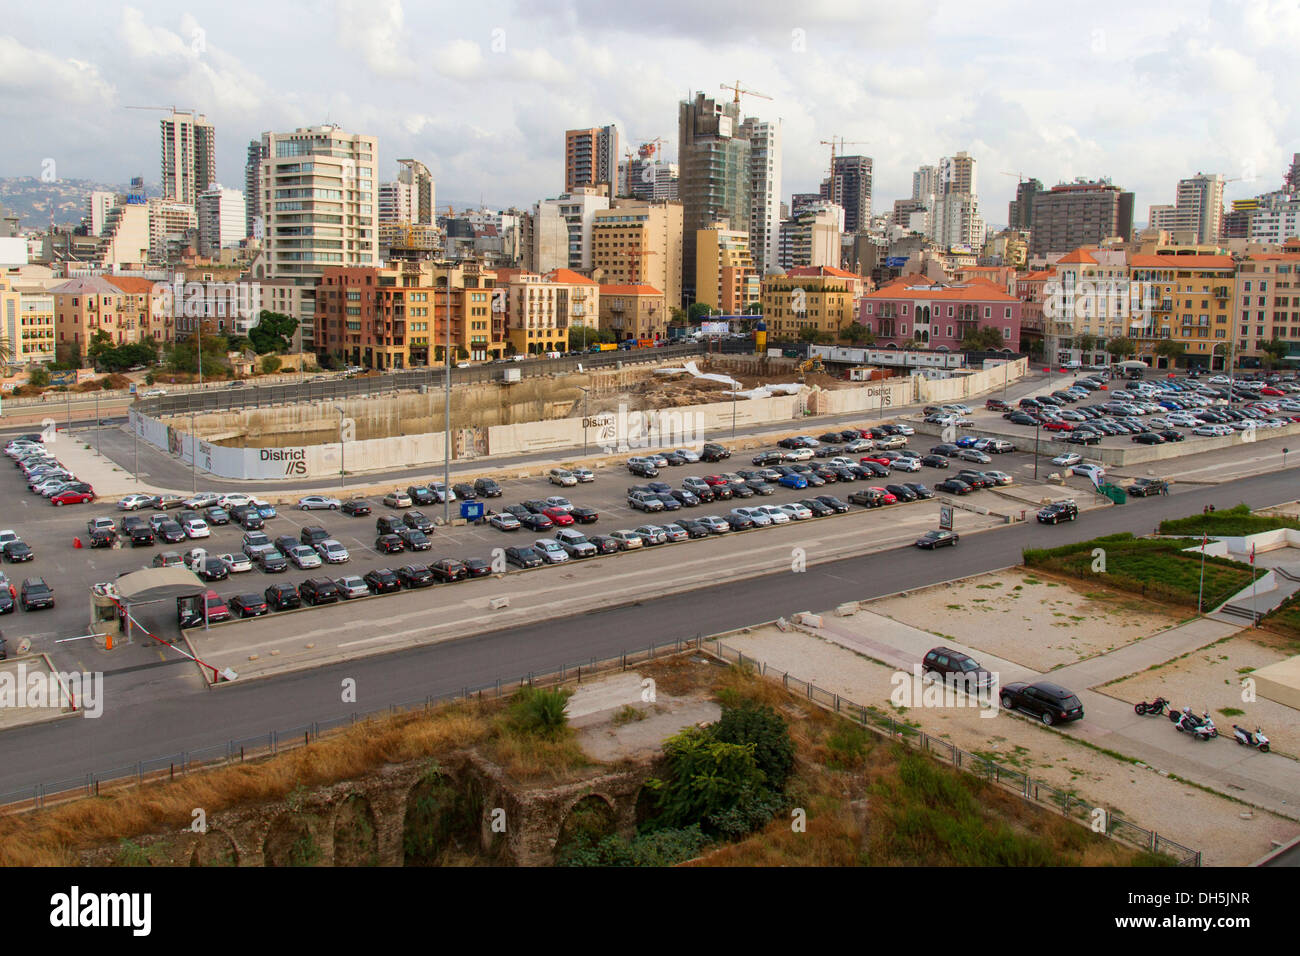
top-left (0, 589), bottom-right (12, 614)
top-left (517, 512), bottom-right (554, 532)
top-left (668, 518), bottom-right (708, 538)
top-left (885, 483), bottom-right (918, 502)
top-left (955, 470), bottom-right (992, 490)
top-left (570, 507), bottom-right (599, 524)
top-left (661, 451), bottom-right (686, 466)
top-left (452, 483), bottom-right (477, 501)
top-left (474, 478), bottom-right (503, 498)
top-left (396, 564), bottom-right (436, 588)
top-left (3, 541), bottom-right (34, 563)
top-left (399, 528), bottom-right (432, 551)
top-left (797, 498), bottom-right (834, 517)
top-left (1064, 431), bottom-right (1102, 445)
top-left (818, 433), bottom-right (843, 444)
top-left (430, 558), bottom-right (469, 582)
top-left (235, 507), bottom-right (264, 531)
top-left (522, 499), bottom-right (550, 514)
top-left (120, 518), bottom-right (155, 546)
top-left (376, 515), bottom-right (405, 535)
top-left (375, 534), bottom-right (406, 554)
top-left (814, 495), bottom-right (850, 513)
top-left (1037, 501), bottom-right (1079, 524)
top-left (751, 451), bottom-right (784, 466)
top-left (463, 558), bottom-right (494, 577)
top-left (299, 577), bottom-right (341, 605)
top-left (1159, 429), bottom-right (1186, 442)
top-left (1126, 478), bottom-right (1169, 497)
top-left (196, 557), bottom-right (229, 582)
top-left (364, 568), bottom-right (402, 595)
top-left (204, 506), bottom-right (231, 525)
top-left (999, 681), bottom-right (1084, 725)
top-left (265, 582), bottom-right (302, 611)
top-left (915, 530), bottom-right (960, 550)
top-left (727, 481), bottom-right (754, 499)
top-left (1006, 412), bottom-right (1040, 426)
top-left (229, 593), bottom-right (269, 618)
top-left (341, 499), bottom-right (373, 516)
top-left (930, 444), bottom-right (961, 457)
top-left (921, 646), bottom-right (988, 687)
top-left (725, 512), bottom-right (755, 530)
top-left (257, 549), bottom-right (289, 572)
top-left (934, 478), bottom-right (973, 495)
top-left (403, 510), bottom-right (435, 533)
top-left (407, 485), bottom-right (436, 506)
top-left (300, 526), bottom-right (330, 548)
top-left (701, 443), bottom-right (731, 462)
top-left (157, 520), bottom-right (186, 544)
top-left (903, 483), bottom-right (934, 500)
top-left (20, 577), bottom-right (54, 610)
top-left (274, 534), bottom-right (300, 556)
top-left (858, 461), bottom-right (890, 478)
top-left (1132, 431), bottom-right (1165, 445)
top-left (505, 546), bottom-right (544, 569)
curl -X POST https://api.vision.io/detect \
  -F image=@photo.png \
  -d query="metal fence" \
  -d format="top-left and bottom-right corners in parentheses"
top-left (135, 343), bottom-right (708, 418)
top-left (710, 640), bottom-right (1202, 866)
top-left (0, 636), bottom-right (708, 814)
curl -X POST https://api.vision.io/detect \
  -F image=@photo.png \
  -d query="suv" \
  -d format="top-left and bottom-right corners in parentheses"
top-left (701, 442), bottom-right (731, 462)
top-left (999, 681), bottom-right (1084, 725)
top-left (1036, 501), bottom-right (1079, 524)
top-left (265, 582), bottom-right (302, 611)
top-left (628, 490), bottom-right (665, 512)
top-left (376, 515), bottom-right (405, 535)
top-left (300, 526), bottom-right (330, 548)
top-left (627, 458), bottom-right (659, 478)
top-left (1126, 477), bottom-right (1169, 497)
top-left (121, 517), bottom-right (155, 546)
top-left (299, 577), bottom-right (341, 606)
top-left (20, 577), bottom-right (54, 611)
top-left (473, 478), bottom-right (503, 498)
top-left (922, 647), bottom-right (994, 691)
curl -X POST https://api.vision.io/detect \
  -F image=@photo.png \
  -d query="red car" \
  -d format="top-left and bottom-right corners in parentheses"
top-left (703, 475), bottom-right (732, 487)
top-left (868, 487), bottom-right (898, 504)
top-left (51, 489), bottom-right (94, 506)
top-left (203, 589), bottom-right (231, 623)
top-left (1259, 386), bottom-right (1285, 396)
top-left (859, 455), bottom-right (892, 467)
top-left (542, 507), bottom-right (575, 526)
top-left (1043, 421), bottom-right (1074, 432)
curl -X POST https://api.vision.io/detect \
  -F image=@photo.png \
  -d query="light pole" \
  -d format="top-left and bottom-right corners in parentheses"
top-left (1033, 419), bottom-right (1041, 480)
top-left (578, 386), bottom-right (590, 459)
top-left (443, 270), bottom-right (451, 527)
top-left (334, 404), bottom-right (346, 491)
top-left (95, 391), bottom-right (100, 455)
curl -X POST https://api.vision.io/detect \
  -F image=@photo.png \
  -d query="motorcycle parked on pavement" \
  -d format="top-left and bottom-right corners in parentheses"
top-left (1135, 697), bottom-right (1171, 716)
top-left (1174, 709), bottom-right (1218, 741)
top-left (1232, 725), bottom-right (1270, 752)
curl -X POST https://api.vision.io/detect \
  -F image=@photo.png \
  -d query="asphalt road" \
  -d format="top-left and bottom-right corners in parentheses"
top-left (0, 463), bottom-right (1294, 801)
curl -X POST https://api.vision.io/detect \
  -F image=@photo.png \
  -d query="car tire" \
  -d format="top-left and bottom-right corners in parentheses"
top-left (1041, 712), bottom-right (1055, 726)
top-left (330, 504), bottom-right (337, 510)
top-left (1000, 694), bottom-right (1013, 709)
top-left (55, 500), bottom-right (63, 506)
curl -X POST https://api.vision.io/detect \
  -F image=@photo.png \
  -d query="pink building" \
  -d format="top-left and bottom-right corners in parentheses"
top-left (859, 276), bottom-right (1022, 352)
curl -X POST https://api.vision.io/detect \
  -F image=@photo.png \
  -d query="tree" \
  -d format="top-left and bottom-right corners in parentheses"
top-left (248, 310), bottom-right (298, 354)
top-left (687, 302), bottom-right (718, 323)
top-left (28, 366), bottom-right (49, 387)
top-left (260, 354), bottom-right (282, 374)
top-left (1153, 339), bottom-right (1187, 366)
top-left (960, 326), bottom-right (1006, 351)
top-left (86, 329), bottom-right (113, 365)
top-left (1261, 337), bottom-right (1288, 370)
top-left (0, 334), bottom-right (13, 364)
top-left (744, 301), bottom-right (763, 315)
top-left (840, 322), bottom-right (874, 345)
top-left (669, 307), bottom-right (688, 325)
top-left (645, 726), bottom-right (769, 831)
top-left (1075, 333), bottom-right (1099, 354)
top-left (456, 346), bottom-right (469, 360)
top-left (568, 326), bottom-right (615, 351)
top-left (1105, 336), bottom-right (1137, 359)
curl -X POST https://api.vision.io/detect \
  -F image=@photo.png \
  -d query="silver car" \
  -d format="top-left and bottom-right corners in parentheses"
top-left (288, 545), bottom-right (322, 569)
top-left (219, 552), bottom-right (253, 573)
top-left (335, 575), bottom-right (369, 599)
top-left (732, 506), bottom-right (772, 527)
top-left (571, 467), bottom-right (595, 483)
top-left (660, 523), bottom-right (690, 542)
top-left (634, 525), bottom-right (668, 545)
top-left (554, 529), bottom-right (597, 558)
top-left (316, 539), bottom-right (350, 563)
top-left (532, 538), bottom-right (570, 564)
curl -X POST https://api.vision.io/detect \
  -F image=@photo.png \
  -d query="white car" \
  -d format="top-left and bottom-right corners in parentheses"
top-left (315, 539), bottom-right (350, 564)
top-left (185, 493), bottom-right (220, 509)
top-left (983, 471), bottom-right (1014, 485)
top-left (543, 496), bottom-right (573, 512)
top-left (118, 494), bottom-right (155, 511)
top-left (571, 467), bottom-right (595, 483)
top-left (757, 505), bottom-right (791, 524)
top-left (1051, 452), bottom-right (1082, 467)
top-left (298, 495), bottom-right (342, 511)
top-left (783, 448), bottom-right (815, 461)
top-left (0, 530), bottom-right (18, 549)
top-left (731, 507), bottom-right (772, 527)
top-left (777, 502), bottom-right (813, 521)
top-left (219, 552), bottom-right (253, 573)
top-left (1070, 463), bottom-right (1106, 482)
top-left (430, 483), bottom-right (457, 503)
top-left (1192, 424), bottom-right (1229, 437)
top-left (219, 493), bottom-right (253, 510)
top-left (287, 545), bottom-right (322, 569)
top-left (828, 457), bottom-right (857, 468)
top-left (548, 468), bottom-right (578, 487)
top-left (182, 518), bottom-right (210, 539)
top-left (140, 387), bottom-right (167, 397)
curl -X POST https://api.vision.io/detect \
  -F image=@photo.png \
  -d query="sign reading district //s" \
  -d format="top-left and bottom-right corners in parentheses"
top-left (261, 448), bottom-right (307, 476)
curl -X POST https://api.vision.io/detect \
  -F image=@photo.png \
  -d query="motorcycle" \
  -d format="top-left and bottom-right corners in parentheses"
top-left (1175, 710), bottom-right (1218, 741)
top-left (1232, 725), bottom-right (1270, 753)
top-left (1135, 697), bottom-right (1170, 716)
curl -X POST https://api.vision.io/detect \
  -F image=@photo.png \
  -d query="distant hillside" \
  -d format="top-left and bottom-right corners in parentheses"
top-left (0, 177), bottom-right (160, 230)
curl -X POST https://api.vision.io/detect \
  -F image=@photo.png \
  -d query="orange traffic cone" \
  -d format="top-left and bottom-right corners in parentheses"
top-left (73, 537), bottom-right (82, 549)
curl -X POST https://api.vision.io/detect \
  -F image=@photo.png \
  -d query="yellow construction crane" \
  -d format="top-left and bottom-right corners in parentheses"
top-left (820, 137), bottom-right (870, 202)
top-left (720, 81), bottom-right (771, 105)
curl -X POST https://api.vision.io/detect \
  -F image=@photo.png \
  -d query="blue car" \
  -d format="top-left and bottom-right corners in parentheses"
top-left (255, 501), bottom-right (277, 519)
top-left (778, 473), bottom-right (808, 489)
top-left (954, 436), bottom-right (981, 448)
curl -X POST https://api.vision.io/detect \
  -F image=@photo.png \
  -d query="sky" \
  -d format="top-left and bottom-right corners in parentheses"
top-left (1, 0), bottom-right (1297, 228)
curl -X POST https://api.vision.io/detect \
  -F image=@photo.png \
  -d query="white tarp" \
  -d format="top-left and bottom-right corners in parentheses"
top-left (654, 360), bottom-right (806, 398)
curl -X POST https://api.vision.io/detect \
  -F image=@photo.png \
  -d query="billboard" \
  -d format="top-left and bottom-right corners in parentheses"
top-left (700, 322), bottom-right (729, 336)
top-left (884, 256), bottom-right (908, 268)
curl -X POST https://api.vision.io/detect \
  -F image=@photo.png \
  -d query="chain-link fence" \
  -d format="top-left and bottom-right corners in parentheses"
top-left (711, 640), bottom-right (1202, 866)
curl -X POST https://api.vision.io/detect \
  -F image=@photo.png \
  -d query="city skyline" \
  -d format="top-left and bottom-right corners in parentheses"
top-left (1, 1), bottom-right (1297, 226)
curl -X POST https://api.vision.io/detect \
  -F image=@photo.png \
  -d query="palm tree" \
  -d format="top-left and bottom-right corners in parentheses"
top-left (0, 334), bottom-right (13, 365)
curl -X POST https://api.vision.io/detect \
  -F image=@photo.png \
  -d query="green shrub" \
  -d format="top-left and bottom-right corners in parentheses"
top-left (710, 702), bottom-right (795, 789)
top-left (505, 686), bottom-right (572, 738)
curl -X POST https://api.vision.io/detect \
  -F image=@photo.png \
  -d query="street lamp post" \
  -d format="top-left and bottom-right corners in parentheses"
top-left (1033, 419), bottom-right (1041, 480)
top-left (335, 405), bottom-right (346, 491)
top-left (95, 391), bottom-right (100, 455)
top-left (443, 271), bottom-right (451, 528)
top-left (578, 386), bottom-right (590, 459)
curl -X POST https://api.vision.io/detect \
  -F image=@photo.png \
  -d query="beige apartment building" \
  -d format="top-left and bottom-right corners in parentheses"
top-left (598, 284), bottom-right (667, 341)
top-left (761, 266), bottom-right (862, 339)
top-left (590, 199), bottom-right (683, 309)
top-left (1128, 253), bottom-right (1234, 368)
top-left (695, 225), bottom-right (759, 313)
top-left (1232, 252), bottom-right (1300, 366)
top-left (0, 273), bottom-right (56, 365)
top-left (52, 276), bottom-right (138, 362)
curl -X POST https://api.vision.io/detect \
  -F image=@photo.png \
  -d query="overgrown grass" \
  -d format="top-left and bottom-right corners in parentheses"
top-left (1023, 533), bottom-right (1255, 609)
top-left (1159, 503), bottom-right (1300, 538)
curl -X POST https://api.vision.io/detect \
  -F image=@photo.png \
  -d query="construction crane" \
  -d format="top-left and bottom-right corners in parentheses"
top-left (1000, 171), bottom-right (1034, 183)
top-left (125, 105), bottom-right (196, 114)
top-left (820, 137), bottom-right (870, 203)
top-left (615, 248), bottom-right (657, 283)
top-left (719, 81), bottom-right (771, 105)
top-left (636, 137), bottom-right (667, 160)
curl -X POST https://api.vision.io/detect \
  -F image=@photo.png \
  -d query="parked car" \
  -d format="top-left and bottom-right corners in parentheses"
top-left (229, 593), bottom-right (269, 618)
top-left (20, 577), bottom-right (54, 611)
top-left (1037, 501), bottom-right (1079, 524)
top-left (474, 478), bottom-right (503, 497)
top-left (363, 568), bottom-right (403, 594)
top-left (300, 577), bottom-right (341, 606)
top-left (921, 646), bottom-right (991, 688)
top-left (430, 558), bottom-right (471, 582)
top-left (298, 495), bottom-right (342, 511)
top-left (265, 582), bottom-right (302, 611)
top-left (999, 681), bottom-right (1084, 725)
top-left (504, 546), bottom-right (544, 569)
top-left (383, 490), bottom-right (413, 509)
top-left (335, 575), bottom-right (370, 599)
top-left (548, 468), bottom-right (578, 487)
top-left (1126, 478), bottom-right (1169, 497)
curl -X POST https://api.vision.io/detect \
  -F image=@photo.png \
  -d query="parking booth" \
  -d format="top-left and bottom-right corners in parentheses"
top-left (102, 567), bottom-right (207, 648)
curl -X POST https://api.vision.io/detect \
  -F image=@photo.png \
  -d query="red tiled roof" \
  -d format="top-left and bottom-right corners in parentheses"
top-left (865, 281), bottom-right (1019, 302)
top-left (103, 276), bottom-right (160, 294)
top-left (545, 268), bottom-right (598, 285)
top-left (598, 284), bottom-right (662, 296)
top-left (1056, 248), bottom-right (1098, 264)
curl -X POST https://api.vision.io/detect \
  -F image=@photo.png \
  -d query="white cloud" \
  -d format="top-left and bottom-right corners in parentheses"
top-left (336, 0), bottom-right (418, 78)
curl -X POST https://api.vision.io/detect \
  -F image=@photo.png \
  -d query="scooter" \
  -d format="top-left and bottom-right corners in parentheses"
top-left (1175, 710), bottom-right (1218, 741)
top-left (1135, 697), bottom-right (1170, 716)
top-left (1232, 725), bottom-right (1270, 752)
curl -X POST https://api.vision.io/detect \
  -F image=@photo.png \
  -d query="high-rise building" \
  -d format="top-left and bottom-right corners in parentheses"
top-left (912, 166), bottom-right (938, 203)
top-left (694, 225), bottom-right (758, 313)
top-left (1007, 178), bottom-right (1042, 231)
top-left (565, 126), bottom-right (619, 193)
top-left (1221, 198), bottom-right (1258, 239)
top-left (1285, 153), bottom-right (1300, 193)
top-left (741, 117), bottom-right (783, 275)
top-left (85, 191), bottom-right (117, 237)
top-left (622, 160), bottom-right (680, 201)
top-left (941, 151), bottom-right (976, 195)
top-left (821, 156), bottom-right (872, 234)
top-left (1029, 179), bottom-right (1134, 256)
top-left (533, 187), bottom-right (610, 273)
top-left (778, 203), bottom-right (842, 270)
top-left (160, 110), bottom-right (215, 205)
top-left (590, 198), bottom-right (683, 309)
top-left (244, 139), bottom-right (267, 240)
top-left (678, 92), bottom-right (753, 303)
top-left (196, 186), bottom-right (247, 258)
top-left (147, 197), bottom-right (199, 264)
top-left (259, 125), bottom-right (379, 353)
top-left (1245, 190), bottom-right (1300, 245)
top-left (1148, 173), bottom-right (1224, 245)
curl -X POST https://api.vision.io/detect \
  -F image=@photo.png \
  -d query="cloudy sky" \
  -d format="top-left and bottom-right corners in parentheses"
top-left (2, 0), bottom-right (1297, 226)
